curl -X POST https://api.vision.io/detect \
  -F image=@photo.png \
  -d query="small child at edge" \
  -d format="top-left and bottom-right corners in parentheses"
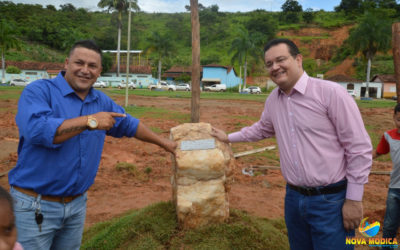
top-left (374, 103), bottom-right (400, 248)
top-left (0, 186), bottom-right (23, 250)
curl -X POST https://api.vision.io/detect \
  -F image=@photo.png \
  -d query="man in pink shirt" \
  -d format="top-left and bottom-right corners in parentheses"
top-left (212, 38), bottom-right (372, 249)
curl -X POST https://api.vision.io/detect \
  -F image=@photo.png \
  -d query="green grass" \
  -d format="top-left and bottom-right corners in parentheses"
top-left (81, 201), bottom-right (289, 250)
top-left (115, 162), bottom-right (150, 181)
top-left (355, 99), bottom-right (397, 108)
top-left (313, 11), bottom-right (354, 28)
top-left (0, 86), bottom-right (23, 100)
top-left (106, 89), bottom-right (268, 102)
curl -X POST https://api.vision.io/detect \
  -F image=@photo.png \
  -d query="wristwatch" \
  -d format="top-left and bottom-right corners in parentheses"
top-left (87, 115), bottom-right (98, 130)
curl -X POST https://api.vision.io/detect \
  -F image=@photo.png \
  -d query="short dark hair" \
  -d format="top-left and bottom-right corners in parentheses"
top-left (0, 186), bottom-right (13, 211)
top-left (68, 40), bottom-right (102, 62)
top-left (263, 38), bottom-right (300, 58)
top-left (394, 103), bottom-right (400, 114)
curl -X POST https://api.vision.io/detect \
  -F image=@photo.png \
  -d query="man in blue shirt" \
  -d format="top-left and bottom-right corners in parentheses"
top-left (8, 40), bottom-right (177, 250)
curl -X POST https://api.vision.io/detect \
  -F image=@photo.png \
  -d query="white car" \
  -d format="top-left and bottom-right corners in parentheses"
top-left (242, 86), bottom-right (262, 94)
top-left (10, 79), bottom-right (30, 87)
top-left (118, 81), bottom-right (136, 89)
top-left (93, 81), bottom-right (107, 88)
top-left (203, 84), bottom-right (226, 92)
top-left (175, 83), bottom-right (191, 91)
top-left (148, 81), bottom-right (176, 91)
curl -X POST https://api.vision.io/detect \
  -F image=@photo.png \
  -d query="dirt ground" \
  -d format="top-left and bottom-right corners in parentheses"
top-left (0, 93), bottom-right (395, 244)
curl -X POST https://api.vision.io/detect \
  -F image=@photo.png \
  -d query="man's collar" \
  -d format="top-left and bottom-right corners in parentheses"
top-left (57, 71), bottom-right (75, 97)
top-left (278, 71), bottom-right (308, 96)
top-left (292, 71), bottom-right (308, 95)
top-left (56, 71), bottom-right (98, 102)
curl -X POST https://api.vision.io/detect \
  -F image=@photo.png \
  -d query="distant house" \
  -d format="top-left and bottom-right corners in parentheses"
top-left (99, 65), bottom-right (153, 87)
top-left (4, 61), bottom-right (64, 82)
top-left (201, 64), bottom-right (242, 89)
top-left (325, 74), bottom-right (382, 98)
top-left (162, 66), bottom-right (200, 82)
top-left (371, 74), bottom-right (396, 99)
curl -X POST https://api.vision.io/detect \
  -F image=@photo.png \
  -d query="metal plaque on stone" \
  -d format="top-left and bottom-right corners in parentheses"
top-left (180, 138), bottom-right (216, 151)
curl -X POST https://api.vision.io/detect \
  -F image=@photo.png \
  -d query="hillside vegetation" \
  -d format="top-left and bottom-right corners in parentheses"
top-left (1, 1), bottom-right (399, 79)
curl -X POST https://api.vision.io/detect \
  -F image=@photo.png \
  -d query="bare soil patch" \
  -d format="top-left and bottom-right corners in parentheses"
top-left (0, 95), bottom-right (394, 238)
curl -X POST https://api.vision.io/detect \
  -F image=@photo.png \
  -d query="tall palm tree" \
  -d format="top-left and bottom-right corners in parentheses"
top-left (0, 20), bottom-right (20, 83)
top-left (97, 0), bottom-right (140, 76)
top-left (229, 28), bottom-right (260, 90)
top-left (145, 31), bottom-right (173, 86)
top-left (346, 10), bottom-right (392, 98)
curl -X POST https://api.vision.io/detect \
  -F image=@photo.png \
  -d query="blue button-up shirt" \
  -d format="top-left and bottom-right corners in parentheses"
top-left (9, 72), bottom-right (140, 196)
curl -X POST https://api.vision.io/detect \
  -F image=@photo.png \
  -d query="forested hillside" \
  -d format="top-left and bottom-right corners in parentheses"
top-left (1, 0), bottom-right (400, 80)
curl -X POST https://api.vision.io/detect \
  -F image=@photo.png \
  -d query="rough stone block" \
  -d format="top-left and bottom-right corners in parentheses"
top-left (170, 123), bottom-right (234, 229)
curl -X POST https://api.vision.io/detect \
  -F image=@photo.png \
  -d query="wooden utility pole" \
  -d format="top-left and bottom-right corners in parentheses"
top-left (393, 23), bottom-right (400, 103)
top-left (190, 0), bottom-right (200, 122)
top-left (125, 0), bottom-right (133, 107)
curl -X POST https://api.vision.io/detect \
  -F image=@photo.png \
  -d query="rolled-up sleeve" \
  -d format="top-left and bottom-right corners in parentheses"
top-left (328, 88), bottom-right (372, 201)
top-left (16, 85), bottom-right (64, 149)
top-left (105, 100), bottom-right (140, 138)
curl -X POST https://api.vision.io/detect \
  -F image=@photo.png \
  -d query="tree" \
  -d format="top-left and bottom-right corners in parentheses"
top-left (334, 0), bottom-right (363, 15)
top-left (175, 73), bottom-right (191, 83)
top-left (144, 31), bottom-right (174, 86)
top-left (6, 65), bottom-right (21, 74)
top-left (281, 0), bottom-right (303, 12)
top-left (199, 4), bottom-right (226, 46)
top-left (245, 12), bottom-right (277, 45)
top-left (371, 0), bottom-right (397, 9)
top-left (0, 19), bottom-right (20, 83)
top-left (60, 3), bottom-right (76, 12)
top-left (46, 5), bottom-right (56, 11)
top-left (185, 3), bottom-right (204, 11)
top-left (102, 52), bottom-right (113, 73)
top-left (335, 0), bottom-right (399, 15)
top-left (346, 10), bottom-right (392, 97)
top-left (303, 8), bottom-right (315, 24)
top-left (229, 27), bottom-right (261, 90)
top-left (281, 0), bottom-right (303, 23)
top-left (97, 0), bottom-right (140, 76)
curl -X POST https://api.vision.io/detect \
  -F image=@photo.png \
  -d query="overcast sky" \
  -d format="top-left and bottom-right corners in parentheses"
top-left (11, 0), bottom-right (342, 13)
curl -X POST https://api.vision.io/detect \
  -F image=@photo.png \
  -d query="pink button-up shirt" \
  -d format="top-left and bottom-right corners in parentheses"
top-left (229, 72), bottom-right (372, 201)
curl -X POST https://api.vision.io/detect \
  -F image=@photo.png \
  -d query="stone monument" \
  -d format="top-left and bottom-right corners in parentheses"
top-left (170, 122), bottom-right (235, 229)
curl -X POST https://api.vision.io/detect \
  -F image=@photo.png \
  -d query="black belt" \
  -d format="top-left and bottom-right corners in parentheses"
top-left (288, 181), bottom-right (347, 196)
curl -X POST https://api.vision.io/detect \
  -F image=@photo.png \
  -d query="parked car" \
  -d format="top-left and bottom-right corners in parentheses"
top-left (347, 89), bottom-right (356, 98)
top-left (117, 81), bottom-right (136, 89)
top-left (148, 81), bottom-right (176, 91)
top-left (175, 83), bottom-right (191, 91)
top-left (10, 79), bottom-right (30, 87)
top-left (93, 81), bottom-right (107, 88)
top-left (242, 86), bottom-right (262, 94)
top-left (204, 84), bottom-right (226, 92)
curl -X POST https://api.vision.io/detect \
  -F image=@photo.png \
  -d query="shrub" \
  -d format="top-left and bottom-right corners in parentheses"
top-left (6, 66), bottom-right (21, 74)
